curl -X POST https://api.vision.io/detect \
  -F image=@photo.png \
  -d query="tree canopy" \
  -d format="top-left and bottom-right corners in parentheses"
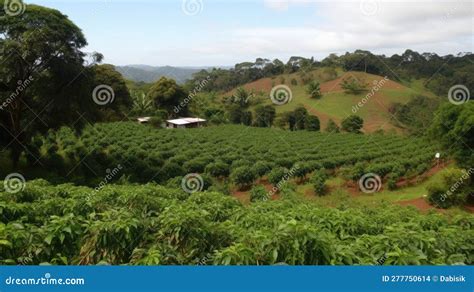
top-left (429, 102), bottom-right (473, 169)
top-left (92, 64), bottom-right (133, 117)
top-left (147, 77), bottom-right (188, 117)
top-left (0, 3), bottom-right (100, 165)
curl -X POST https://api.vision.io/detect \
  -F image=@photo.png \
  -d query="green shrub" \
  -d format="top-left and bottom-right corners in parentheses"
top-left (341, 76), bottom-right (368, 94)
top-left (231, 159), bottom-right (252, 170)
top-left (387, 175), bottom-right (398, 190)
top-left (310, 169), bottom-right (328, 196)
top-left (161, 162), bottom-right (185, 180)
top-left (325, 119), bottom-right (340, 133)
top-left (306, 81), bottom-right (321, 99)
top-left (205, 161), bottom-right (230, 177)
top-left (268, 167), bottom-right (288, 186)
top-left (305, 115), bottom-right (320, 131)
top-left (230, 166), bottom-right (256, 190)
top-left (341, 115), bottom-right (364, 134)
top-left (427, 168), bottom-right (471, 208)
top-left (149, 116), bottom-right (163, 128)
top-left (294, 163), bottom-right (312, 181)
top-left (252, 161), bottom-right (274, 178)
top-left (183, 159), bottom-right (208, 173)
top-left (250, 185), bottom-right (268, 202)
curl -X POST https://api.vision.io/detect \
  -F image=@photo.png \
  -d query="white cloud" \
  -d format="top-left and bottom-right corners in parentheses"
top-left (109, 0), bottom-right (473, 66)
top-left (189, 0), bottom-right (473, 64)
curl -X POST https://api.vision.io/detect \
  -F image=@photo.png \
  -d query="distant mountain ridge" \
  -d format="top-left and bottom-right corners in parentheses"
top-left (116, 65), bottom-right (232, 84)
top-left (115, 65), bottom-right (204, 84)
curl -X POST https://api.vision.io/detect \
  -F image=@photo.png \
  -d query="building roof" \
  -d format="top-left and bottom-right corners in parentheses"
top-left (137, 117), bottom-right (151, 123)
top-left (166, 117), bottom-right (206, 125)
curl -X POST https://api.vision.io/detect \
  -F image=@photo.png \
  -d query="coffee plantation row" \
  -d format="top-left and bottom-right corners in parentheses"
top-left (1, 180), bottom-right (472, 265)
top-left (31, 122), bottom-right (437, 188)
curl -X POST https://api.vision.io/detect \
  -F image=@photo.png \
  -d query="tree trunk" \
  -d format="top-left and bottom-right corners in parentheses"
top-left (9, 98), bottom-right (23, 169)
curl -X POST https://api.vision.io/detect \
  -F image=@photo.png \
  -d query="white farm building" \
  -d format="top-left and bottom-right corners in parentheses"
top-left (166, 117), bottom-right (206, 129)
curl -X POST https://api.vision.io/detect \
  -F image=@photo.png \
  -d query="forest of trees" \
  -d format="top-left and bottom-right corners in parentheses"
top-left (186, 50), bottom-right (474, 97)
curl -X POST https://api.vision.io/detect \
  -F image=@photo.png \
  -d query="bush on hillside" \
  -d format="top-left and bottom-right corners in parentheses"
top-left (230, 166), bottom-right (257, 190)
top-left (427, 168), bottom-right (471, 208)
top-left (250, 185), bottom-right (268, 202)
top-left (311, 169), bottom-right (328, 196)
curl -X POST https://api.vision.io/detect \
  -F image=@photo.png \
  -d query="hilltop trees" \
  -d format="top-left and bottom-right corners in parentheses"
top-left (0, 3), bottom-right (100, 166)
top-left (147, 77), bottom-right (188, 117)
top-left (93, 64), bottom-right (133, 117)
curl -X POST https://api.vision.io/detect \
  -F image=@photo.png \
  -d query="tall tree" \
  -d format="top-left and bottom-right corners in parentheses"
top-left (293, 106), bottom-right (308, 130)
top-left (0, 2), bottom-right (99, 166)
top-left (254, 105), bottom-right (276, 127)
top-left (92, 64), bottom-right (133, 117)
top-left (429, 102), bottom-right (473, 169)
top-left (147, 77), bottom-right (188, 117)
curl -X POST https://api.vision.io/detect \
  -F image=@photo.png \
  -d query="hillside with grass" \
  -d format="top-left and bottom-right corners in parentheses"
top-left (224, 69), bottom-right (440, 133)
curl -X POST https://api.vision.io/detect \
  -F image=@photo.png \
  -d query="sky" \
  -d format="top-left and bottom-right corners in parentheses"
top-left (30, 0), bottom-right (473, 67)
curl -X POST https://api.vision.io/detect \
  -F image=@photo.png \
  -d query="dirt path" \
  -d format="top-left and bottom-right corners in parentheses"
top-left (395, 197), bottom-right (442, 212)
top-left (396, 162), bottom-right (447, 188)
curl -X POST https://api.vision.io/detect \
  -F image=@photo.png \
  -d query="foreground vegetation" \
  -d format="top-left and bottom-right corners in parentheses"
top-left (1, 180), bottom-right (472, 265)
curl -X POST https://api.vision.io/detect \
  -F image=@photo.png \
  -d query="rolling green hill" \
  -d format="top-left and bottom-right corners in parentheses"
top-left (224, 69), bottom-right (440, 133)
